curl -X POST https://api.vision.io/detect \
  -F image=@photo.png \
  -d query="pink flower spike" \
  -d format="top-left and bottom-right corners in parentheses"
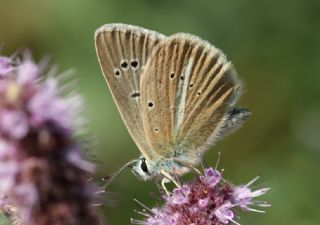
top-left (232, 176), bottom-right (270, 211)
top-left (133, 167), bottom-right (269, 225)
top-left (0, 56), bottom-right (14, 75)
top-left (244, 176), bottom-right (260, 188)
top-left (200, 167), bottom-right (221, 188)
top-left (166, 185), bottom-right (190, 205)
top-left (145, 209), bottom-right (179, 225)
top-left (214, 202), bottom-right (238, 225)
top-left (0, 51), bottom-right (102, 225)
top-left (0, 139), bottom-right (17, 160)
top-left (0, 110), bottom-right (29, 139)
top-left (28, 79), bottom-right (70, 128)
top-left (17, 60), bottom-right (39, 84)
top-left (198, 197), bottom-right (209, 208)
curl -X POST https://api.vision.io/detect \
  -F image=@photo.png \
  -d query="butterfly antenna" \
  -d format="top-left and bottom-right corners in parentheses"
top-left (101, 159), bottom-right (138, 190)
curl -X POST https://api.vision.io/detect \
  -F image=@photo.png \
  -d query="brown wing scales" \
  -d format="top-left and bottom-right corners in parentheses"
top-left (141, 33), bottom-right (241, 158)
top-left (95, 24), bottom-right (165, 160)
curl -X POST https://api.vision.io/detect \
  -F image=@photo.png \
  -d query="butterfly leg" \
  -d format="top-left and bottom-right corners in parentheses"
top-left (160, 170), bottom-right (181, 194)
top-left (154, 176), bottom-right (168, 195)
top-left (160, 177), bottom-right (171, 195)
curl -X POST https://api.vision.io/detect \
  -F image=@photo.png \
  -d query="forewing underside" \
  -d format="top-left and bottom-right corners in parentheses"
top-left (140, 33), bottom-right (241, 158)
top-left (95, 24), bottom-right (165, 160)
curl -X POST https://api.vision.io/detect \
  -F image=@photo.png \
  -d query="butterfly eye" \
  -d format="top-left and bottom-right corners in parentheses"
top-left (140, 158), bottom-right (148, 173)
top-left (169, 72), bottom-right (175, 79)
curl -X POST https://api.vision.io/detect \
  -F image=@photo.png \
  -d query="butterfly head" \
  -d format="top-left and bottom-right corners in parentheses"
top-left (131, 155), bottom-right (192, 181)
top-left (131, 157), bottom-right (156, 181)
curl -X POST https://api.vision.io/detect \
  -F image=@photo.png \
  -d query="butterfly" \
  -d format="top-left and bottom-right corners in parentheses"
top-left (95, 23), bottom-right (250, 188)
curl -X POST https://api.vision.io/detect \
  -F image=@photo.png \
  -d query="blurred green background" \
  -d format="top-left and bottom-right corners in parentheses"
top-left (1, 0), bottom-right (319, 224)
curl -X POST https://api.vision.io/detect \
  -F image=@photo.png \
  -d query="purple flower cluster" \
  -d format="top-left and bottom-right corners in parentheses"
top-left (0, 53), bottom-right (101, 225)
top-left (133, 168), bottom-right (270, 225)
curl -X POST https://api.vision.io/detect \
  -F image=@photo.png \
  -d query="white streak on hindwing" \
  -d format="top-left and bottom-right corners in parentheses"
top-left (174, 59), bottom-right (193, 137)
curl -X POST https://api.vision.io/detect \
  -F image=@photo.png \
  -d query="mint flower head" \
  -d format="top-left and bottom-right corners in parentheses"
top-left (0, 56), bottom-right (14, 75)
top-left (0, 52), bottom-right (102, 225)
top-left (133, 167), bottom-right (270, 225)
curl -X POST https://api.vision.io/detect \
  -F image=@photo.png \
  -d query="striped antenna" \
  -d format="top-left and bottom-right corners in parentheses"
top-left (101, 159), bottom-right (139, 190)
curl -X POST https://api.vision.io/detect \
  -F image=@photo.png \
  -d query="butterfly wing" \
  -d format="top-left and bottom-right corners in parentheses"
top-left (140, 33), bottom-right (241, 159)
top-left (95, 23), bottom-right (165, 160)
